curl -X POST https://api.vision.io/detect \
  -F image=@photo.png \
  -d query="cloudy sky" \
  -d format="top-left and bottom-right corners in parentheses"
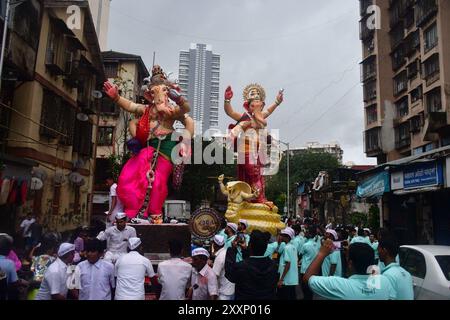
top-left (107, 0), bottom-right (376, 165)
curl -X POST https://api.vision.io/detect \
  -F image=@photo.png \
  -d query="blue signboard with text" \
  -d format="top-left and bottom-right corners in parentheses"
top-left (403, 161), bottom-right (443, 189)
top-left (356, 171), bottom-right (390, 198)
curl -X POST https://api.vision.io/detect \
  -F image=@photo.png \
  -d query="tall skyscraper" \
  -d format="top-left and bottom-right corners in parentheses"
top-left (88, 0), bottom-right (111, 51)
top-left (179, 43), bottom-right (220, 135)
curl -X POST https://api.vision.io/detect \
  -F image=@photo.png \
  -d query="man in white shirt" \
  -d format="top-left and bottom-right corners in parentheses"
top-left (75, 239), bottom-right (115, 300)
top-left (188, 248), bottom-right (218, 300)
top-left (106, 177), bottom-right (124, 226)
top-left (97, 212), bottom-right (136, 264)
top-left (211, 235), bottom-right (235, 300)
top-left (20, 213), bottom-right (35, 249)
top-left (114, 237), bottom-right (155, 300)
top-left (157, 239), bottom-right (192, 300)
top-left (35, 243), bottom-right (75, 300)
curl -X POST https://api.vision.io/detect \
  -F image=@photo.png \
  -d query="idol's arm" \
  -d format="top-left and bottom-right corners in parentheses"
top-left (103, 81), bottom-right (145, 116)
top-left (263, 91), bottom-right (284, 119)
top-left (224, 86), bottom-right (241, 121)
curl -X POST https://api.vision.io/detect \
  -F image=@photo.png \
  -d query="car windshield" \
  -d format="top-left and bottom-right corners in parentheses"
top-left (435, 256), bottom-right (450, 281)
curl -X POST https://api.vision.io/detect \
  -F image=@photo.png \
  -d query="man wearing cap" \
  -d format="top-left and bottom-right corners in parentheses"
top-left (75, 239), bottom-right (115, 300)
top-left (350, 228), bottom-right (372, 246)
top-left (188, 248), bottom-right (218, 300)
top-left (114, 237), bottom-right (156, 300)
top-left (321, 229), bottom-right (342, 277)
top-left (97, 212), bottom-right (136, 264)
top-left (211, 235), bottom-right (235, 300)
top-left (35, 243), bottom-right (75, 300)
top-left (264, 229), bottom-right (286, 260)
top-left (224, 223), bottom-right (238, 249)
top-left (277, 227), bottom-right (298, 300)
top-left (157, 239), bottom-right (192, 300)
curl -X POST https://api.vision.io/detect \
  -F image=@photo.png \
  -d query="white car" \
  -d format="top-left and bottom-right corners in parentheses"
top-left (399, 245), bottom-right (450, 300)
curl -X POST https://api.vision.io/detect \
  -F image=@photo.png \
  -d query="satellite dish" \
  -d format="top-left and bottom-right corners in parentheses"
top-left (54, 172), bottom-right (67, 185)
top-left (92, 90), bottom-right (103, 99)
top-left (76, 113), bottom-right (89, 122)
top-left (32, 168), bottom-right (47, 181)
top-left (30, 177), bottom-right (43, 191)
top-left (69, 172), bottom-right (83, 185)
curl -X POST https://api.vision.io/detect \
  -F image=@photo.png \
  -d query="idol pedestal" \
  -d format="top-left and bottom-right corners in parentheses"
top-left (131, 223), bottom-right (192, 264)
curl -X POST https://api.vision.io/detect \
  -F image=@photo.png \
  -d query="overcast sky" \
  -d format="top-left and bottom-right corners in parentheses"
top-left (107, 0), bottom-right (376, 165)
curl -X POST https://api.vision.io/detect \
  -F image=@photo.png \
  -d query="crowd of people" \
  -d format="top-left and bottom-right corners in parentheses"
top-left (0, 211), bottom-right (413, 301)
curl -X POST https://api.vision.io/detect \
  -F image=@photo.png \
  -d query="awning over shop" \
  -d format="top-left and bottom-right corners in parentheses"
top-left (356, 171), bottom-right (390, 198)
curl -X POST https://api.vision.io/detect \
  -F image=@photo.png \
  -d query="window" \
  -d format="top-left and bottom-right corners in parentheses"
top-left (98, 127), bottom-right (114, 146)
top-left (422, 53), bottom-right (440, 84)
top-left (105, 63), bottom-right (119, 79)
top-left (100, 98), bottom-right (117, 114)
top-left (410, 113), bottom-right (424, 133)
top-left (405, 30), bottom-right (420, 56)
top-left (394, 71), bottom-right (408, 96)
top-left (407, 60), bottom-right (419, 79)
top-left (392, 46), bottom-right (406, 71)
top-left (40, 90), bottom-right (75, 144)
top-left (426, 87), bottom-right (442, 112)
top-left (404, 7), bottom-right (415, 29)
top-left (396, 97), bottom-right (409, 118)
top-left (416, 0), bottom-right (438, 27)
top-left (396, 122), bottom-right (411, 149)
top-left (73, 120), bottom-right (93, 157)
top-left (45, 21), bottom-right (65, 74)
top-left (391, 23), bottom-right (404, 50)
top-left (400, 248), bottom-right (426, 279)
top-left (361, 56), bottom-right (377, 82)
top-left (364, 80), bottom-right (377, 102)
top-left (366, 105), bottom-right (378, 124)
top-left (410, 85), bottom-right (423, 103)
top-left (424, 23), bottom-right (438, 52)
top-left (365, 128), bottom-right (381, 152)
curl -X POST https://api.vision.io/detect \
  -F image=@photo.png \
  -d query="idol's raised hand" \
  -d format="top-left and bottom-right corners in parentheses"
top-left (103, 81), bottom-right (119, 101)
top-left (225, 86), bottom-right (233, 100)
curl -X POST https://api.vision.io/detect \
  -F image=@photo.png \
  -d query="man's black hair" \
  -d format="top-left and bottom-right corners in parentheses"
top-left (357, 228), bottom-right (365, 237)
top-left (292, 224), bottom-right (301, 235)
top-left (378, 233), bottom-right (399, 257)
top-left (307, 225), bottom-right (317, 238)
top-left (169, 239), bottom-right (183, 257)
top-left (348, 243), bottom-right (375, 275)
top-left (249, 230), bottom-right (269, 256)
top-left (85, 239), bottom-right (104, 253)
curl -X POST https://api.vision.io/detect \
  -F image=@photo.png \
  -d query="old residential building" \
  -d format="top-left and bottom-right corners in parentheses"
top-left (0, 0), bottom-right (105, 233)
top-left (360, 0), bottom-right (450, 164)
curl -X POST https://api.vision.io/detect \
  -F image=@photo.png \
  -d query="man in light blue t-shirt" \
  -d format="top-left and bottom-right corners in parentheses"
top-left (351, 228), bottom-right (372, 246)
top-left (277, 227), bottom-right (298, 300)
top-left (321, 229), bottom-right (342, 277)
top-left (303, 241), bottom-right (395, 300)
top-left (378, 233), bottom-right (413, 300)
top-left (299, 225), bottom-right (319, 300)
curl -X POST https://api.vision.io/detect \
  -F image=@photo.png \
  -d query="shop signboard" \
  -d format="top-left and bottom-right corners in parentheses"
top-left (356, 171), bottom-right (390, 198)
top-left (403, 161), bottom-right (443, 189)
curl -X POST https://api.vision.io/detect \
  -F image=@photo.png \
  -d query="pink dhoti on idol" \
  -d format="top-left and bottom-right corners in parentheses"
top-left (117, 146), bottom-right (173, 220)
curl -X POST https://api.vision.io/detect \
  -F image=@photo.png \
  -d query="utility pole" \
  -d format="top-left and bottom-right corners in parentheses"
top-left (0, 0), bottom-right (12, 94)
top-left (278, 140), bottom-right (291, 218)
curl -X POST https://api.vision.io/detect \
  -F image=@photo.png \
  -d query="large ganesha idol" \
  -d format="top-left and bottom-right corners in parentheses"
top-left (220, 84), bottom-right (285, 235)
top-left (103, 65), bottom-right (194, 224)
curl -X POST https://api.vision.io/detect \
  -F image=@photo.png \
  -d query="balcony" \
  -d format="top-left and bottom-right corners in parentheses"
top-left (364, 127), bottom-right (382, 155)
top-left (416, 0), bottom-right (438, 27)
top-left (395, 122), bottom-right (411, 149)
top-left (394, 71), bottom-right (408, 97)
top-left (360, 17), bottom-right (375, 41)
top-left (391, 46), bottom-right (406, 71)
top-left (395, 96), bottom-right (409, 118)
top-left (422, 53), bottom-right (440, 86)
top-left (360, 0), bottom-right (373, 17)
top-left (363, 80), bottom-right (377, 102)
top-left (390, 23), bottom-right (405, 50)
top-left (360, 56), bottom-right (377, 82)
top-left (404, 30), bottom-right (420, 57)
